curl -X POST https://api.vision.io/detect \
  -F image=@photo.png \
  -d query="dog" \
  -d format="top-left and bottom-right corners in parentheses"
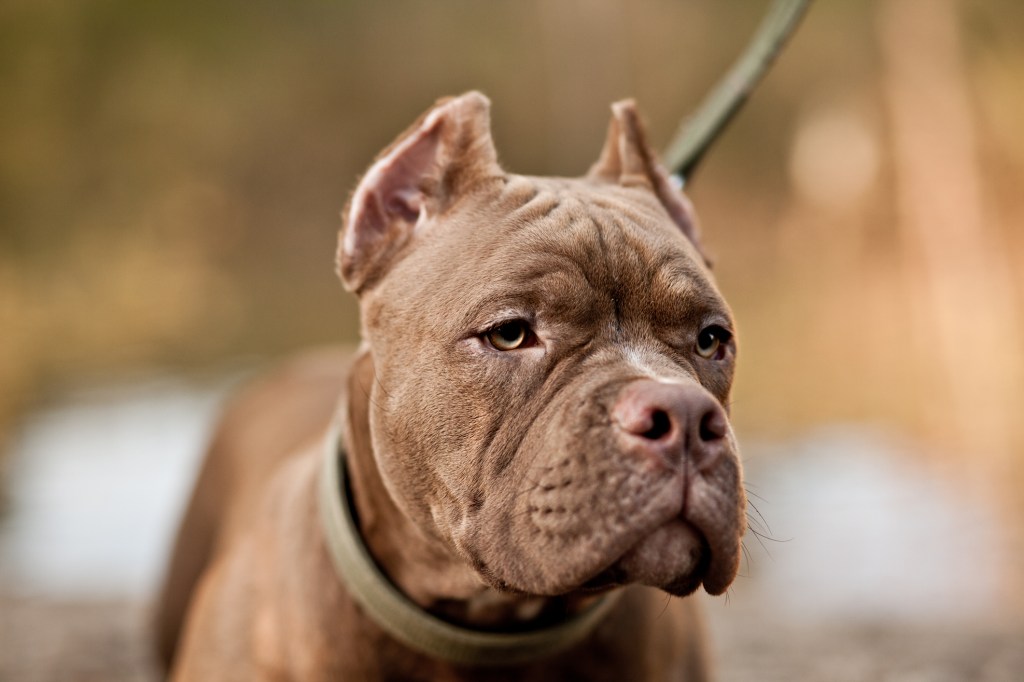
top-left (155, 92), bottom-right (746, 681)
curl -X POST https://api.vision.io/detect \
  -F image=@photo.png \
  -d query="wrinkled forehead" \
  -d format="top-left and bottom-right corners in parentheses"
top-left (372, 174), bottom-right (725, 326)
top-left (491, 175), bottom-right (707, 277)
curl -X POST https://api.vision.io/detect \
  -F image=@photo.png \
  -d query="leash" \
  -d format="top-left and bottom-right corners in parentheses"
top-left (317, 427), bottom-right (621, 667)
top-left (663, 0), bottom-right (813, 186)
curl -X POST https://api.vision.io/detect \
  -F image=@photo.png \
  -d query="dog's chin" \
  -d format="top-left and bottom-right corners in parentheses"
top-left (479, 514), bottom-right (740, 599)
top-left (575, 516), bottom-right (741, 598)
top-left (617, 518), bottom-right (709, 595)
top-left (576, 519), bottom-right (708, 597)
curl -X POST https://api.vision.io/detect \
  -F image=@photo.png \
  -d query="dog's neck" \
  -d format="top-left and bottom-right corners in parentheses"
top-left (340, 349), bottom-right (597, 629)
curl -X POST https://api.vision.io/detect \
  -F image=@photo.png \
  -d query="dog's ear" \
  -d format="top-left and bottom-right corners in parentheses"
top-left (588, 100), bottom-right (708, 263)
top-left (339, 92), bottom-right (502, 293)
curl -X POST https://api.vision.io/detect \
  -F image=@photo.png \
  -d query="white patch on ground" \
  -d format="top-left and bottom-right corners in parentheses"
top-left (0, 376), bottom-right (238, 597)
top-left (715, 426), bottom-right (1008, 624)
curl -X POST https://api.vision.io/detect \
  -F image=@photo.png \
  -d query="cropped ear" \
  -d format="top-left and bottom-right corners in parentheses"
top-left (588, 100), bottom-right (708, 264)
top-left (338, 92), bottom-right (502, 293)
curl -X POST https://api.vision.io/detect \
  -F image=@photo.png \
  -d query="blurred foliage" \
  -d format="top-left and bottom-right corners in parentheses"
top-left (2, 0), bottom-right (1024, 467)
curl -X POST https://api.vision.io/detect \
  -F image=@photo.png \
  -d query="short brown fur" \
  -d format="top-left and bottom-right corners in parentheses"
top-left (156, 92), bottom-right (745, 681)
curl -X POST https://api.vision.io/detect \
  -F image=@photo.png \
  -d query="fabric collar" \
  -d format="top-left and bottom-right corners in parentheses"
top-left (317, 427), bottom-right (620, 667)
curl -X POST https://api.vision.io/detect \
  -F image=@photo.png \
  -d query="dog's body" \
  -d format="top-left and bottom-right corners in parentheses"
top-left (156, 93), bottom-right (745, 681)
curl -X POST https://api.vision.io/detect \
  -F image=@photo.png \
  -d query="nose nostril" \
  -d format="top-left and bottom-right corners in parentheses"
top-left (642, 409), bottom-right (672, 440)
top-left (699, 409), bottom-right (727, 442)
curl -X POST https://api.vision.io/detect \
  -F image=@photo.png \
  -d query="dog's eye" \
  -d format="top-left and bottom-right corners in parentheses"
top-left (696, 325), bottom-right (731, 360)
top-left (485, 321), bottom-right (531, 351)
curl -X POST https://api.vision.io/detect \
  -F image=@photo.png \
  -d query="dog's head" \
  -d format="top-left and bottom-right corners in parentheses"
top-left (338, 92), bottom-right (745, 598)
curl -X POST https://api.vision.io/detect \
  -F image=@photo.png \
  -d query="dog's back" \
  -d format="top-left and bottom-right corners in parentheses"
top-left (153, 348), bottom-right (350, 670)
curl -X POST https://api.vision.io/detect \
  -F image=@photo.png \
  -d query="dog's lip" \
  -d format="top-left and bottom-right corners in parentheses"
top-left (696, 523), bottom-right (738, 596)
top-left (574, 505), bottom-right (739, 598)
top-left (683, 478), bottom-right (744, 596)
top-left (587, 517), bottom-right (709, 595)
top-left (491, 446), bottom-right (743, 597)
top-left (578, 567), bottom-right (626, 592)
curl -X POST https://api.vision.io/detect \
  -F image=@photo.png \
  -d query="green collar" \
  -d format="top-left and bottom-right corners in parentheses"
top-left (317, 427), bottom-right (619, 667)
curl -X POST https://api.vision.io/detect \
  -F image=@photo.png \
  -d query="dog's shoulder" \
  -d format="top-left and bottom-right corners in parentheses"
top-left (155, 346), bottom-right (352, 672)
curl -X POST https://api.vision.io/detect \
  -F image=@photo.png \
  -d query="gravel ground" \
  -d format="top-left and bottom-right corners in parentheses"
top-left (3, 595), bottom-right (1022, 681)
top-left (0, 597), bottom-right (158, 682)
top-left (708, 617), bottom-right (1024, 682)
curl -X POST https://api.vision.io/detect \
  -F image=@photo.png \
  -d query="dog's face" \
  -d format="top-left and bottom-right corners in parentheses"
top-left (338, 93), bottom-right (745, 598)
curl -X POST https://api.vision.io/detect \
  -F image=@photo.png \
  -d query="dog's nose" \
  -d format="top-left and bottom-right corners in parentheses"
top-left (611, 379), bottom-right (729, 472)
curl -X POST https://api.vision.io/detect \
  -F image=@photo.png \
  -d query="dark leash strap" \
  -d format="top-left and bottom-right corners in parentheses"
top-left (663, 0), bottom-right (813, 185)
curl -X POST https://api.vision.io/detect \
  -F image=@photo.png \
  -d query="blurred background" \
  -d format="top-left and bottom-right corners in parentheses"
top-left (2, 0), bottom-right (1023, 679)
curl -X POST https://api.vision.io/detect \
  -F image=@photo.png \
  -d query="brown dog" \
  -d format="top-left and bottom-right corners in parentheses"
top-left (155, 92), bottom-right (746, 681)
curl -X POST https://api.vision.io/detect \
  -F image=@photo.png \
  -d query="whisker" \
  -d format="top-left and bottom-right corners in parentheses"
top-left (737, 540), bottom-right (751, 577)
top-left (655, 593), bottom-right (672, 621)
top-left (372, 367), bottom-right (393, 398)
top-left (746, 499), bottom-right (773, 535)
top-left (744, 487), bottom-right (770, 503)
top-left (749, 528), bottom-right (772, 560)
top-left (356, 374), bottom-right (389, 415)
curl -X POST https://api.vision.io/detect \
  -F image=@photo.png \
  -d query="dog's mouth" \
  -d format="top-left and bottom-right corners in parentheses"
top-left (477, 463), bottom-right (745, 599)
top-left (577, 516), bottom-right (717, 597)
top-left (474, 406), bottom-right (746, 599)
top-left (482, 498), bottom-right (740, 600)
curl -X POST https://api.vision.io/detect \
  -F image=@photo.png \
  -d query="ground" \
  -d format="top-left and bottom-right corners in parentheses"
top-left (3, 595), bottom-right (1022, 681)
